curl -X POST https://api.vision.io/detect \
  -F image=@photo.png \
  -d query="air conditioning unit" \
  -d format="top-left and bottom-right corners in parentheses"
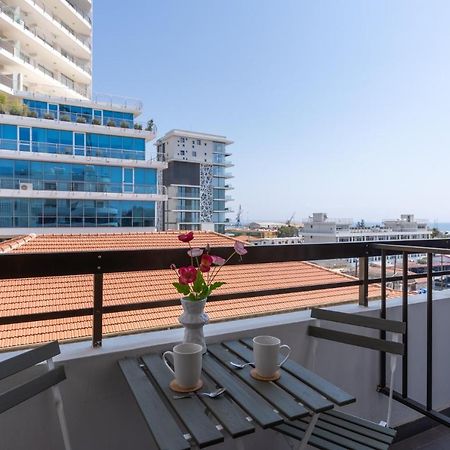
top-left (19, 183), bottom-right (33, 191)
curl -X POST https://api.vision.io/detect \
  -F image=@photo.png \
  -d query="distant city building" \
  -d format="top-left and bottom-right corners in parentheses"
top-left (0, 0), bottom-right (167, 236)
top-left (303, 213), bottom-right (432, 264)
top-left (251, 236), bottom-right (304, 246)
top-left (156, 130), bottom-right (233, 233)
top-left (303, 213), bottom-right (431, 244)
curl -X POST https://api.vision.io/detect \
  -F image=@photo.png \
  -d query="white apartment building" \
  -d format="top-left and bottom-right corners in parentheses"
top-left (303, 213), bottom-right (432, 263)
top-left (0, 0), bottom-right (92, 98)
top-left (0, 0), bottom-right (167, 236)
top-left (156, 130), bottom-right (233, 233)
top-left (303, 213), bottom-right (432, 244)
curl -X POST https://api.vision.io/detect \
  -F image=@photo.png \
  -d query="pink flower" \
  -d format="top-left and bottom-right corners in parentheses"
top-left (211, 255), bottom-right (226, 266)
top-left (199, 254), bottom-right (213, 272)
top-left (234, 241), bottom-right (248, 256)
top-left (187, 248), bottom-right (203, 257)
top-left (178, 266), bottom-right (197, 284)
top-left (178, 231), bottom-right (194, 243)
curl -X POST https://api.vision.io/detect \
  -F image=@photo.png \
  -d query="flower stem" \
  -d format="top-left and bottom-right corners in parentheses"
top-left (209, 251), bottom-right (236, 284)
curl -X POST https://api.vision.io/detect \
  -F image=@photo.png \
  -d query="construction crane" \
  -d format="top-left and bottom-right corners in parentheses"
top-left (286, 212), bottom-right (295, 226)
top-left (235, 205), bottom-right (242, 227)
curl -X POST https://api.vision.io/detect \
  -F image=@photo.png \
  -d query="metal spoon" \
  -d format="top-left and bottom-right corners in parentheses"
top-left (173, 387), bottom-right (227, 400)
top-left (229, 361), bottom-right (254, 369)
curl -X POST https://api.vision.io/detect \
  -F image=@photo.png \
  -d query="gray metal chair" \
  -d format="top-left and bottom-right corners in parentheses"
top-left (0, 341), bottom-right (72, 450)
top-left (308, 308), bottom-right (405, 427)
top-left (276, 308), bottom-right (403, 449)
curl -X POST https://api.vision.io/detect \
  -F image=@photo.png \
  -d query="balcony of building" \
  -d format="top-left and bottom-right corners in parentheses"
top-left (0, 177), bottom-right (167, 200)
top-left (0, 1), bottom-right (91, 75)
top-left (0, 116), bottom-right (156, 149)
top-left (0, 39), bottom-right (89, 99)
top-left (9, 0), bottom-right (92, 51)
top-left (1, 237), bottom-right (450, 449)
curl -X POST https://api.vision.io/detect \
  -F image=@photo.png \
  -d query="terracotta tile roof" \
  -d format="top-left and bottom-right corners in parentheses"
top-left (8, 231), bottom-right (236, 253)
top-left (0, 232), bottom-right (396, 350)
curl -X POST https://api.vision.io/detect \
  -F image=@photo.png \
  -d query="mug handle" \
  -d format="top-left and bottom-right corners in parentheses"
top-left (162, 351), bottom-right (175, 375)
top-left (278, 344), bottom-right (291, 367)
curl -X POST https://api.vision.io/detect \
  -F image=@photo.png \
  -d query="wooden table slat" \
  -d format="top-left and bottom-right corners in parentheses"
top-left (118, 358), bottom-right (190, 450)
top-left (202, 353), bottom-right (283, 429)
top-left (208, 343), bottom-right (309, 419)
top-left (223, 340), bottom-right (334, 413)
top-left (195, 374), bottom-right (255, 438)
top-left (240, 338), bottom-right (355, 406)
top-left (142, 354), bottom-right (224, 448)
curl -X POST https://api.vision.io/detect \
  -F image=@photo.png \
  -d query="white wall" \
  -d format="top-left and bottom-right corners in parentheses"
top-left (1, 293), bottom-right (449, 450)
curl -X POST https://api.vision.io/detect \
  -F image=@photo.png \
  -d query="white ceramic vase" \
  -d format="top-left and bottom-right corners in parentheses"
top-left (179, 297), bottom-right (209, 354)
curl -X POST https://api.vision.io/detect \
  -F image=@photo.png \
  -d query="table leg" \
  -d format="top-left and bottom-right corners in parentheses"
top-left (298, 413), bottom-right (319, 450)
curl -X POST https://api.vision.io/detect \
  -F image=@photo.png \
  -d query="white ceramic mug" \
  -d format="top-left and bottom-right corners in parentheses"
top-left (253, 336), bottom-right (291, 378)
top-left (163, 343), bottom-right (202, 389)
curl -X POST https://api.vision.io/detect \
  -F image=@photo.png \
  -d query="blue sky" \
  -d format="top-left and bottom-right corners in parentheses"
top-left (93, 0), bottom-right (450, 223)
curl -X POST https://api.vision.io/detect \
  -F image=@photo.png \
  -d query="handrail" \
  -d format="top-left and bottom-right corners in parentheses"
top-left (373, 243), bottom-right (450, 255)
top-left (0, 238), bottom-right (448, 347)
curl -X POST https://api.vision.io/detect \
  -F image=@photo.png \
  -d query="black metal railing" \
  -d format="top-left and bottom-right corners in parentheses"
top-left (373, 241), bottom-right (450, 427)
top-left (0, 238), bottom-right (449, 349)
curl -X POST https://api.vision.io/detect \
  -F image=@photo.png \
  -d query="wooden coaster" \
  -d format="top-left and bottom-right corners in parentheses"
top-left (250, 368), bottom-right (280, 381)
top-left (169, 378), bottom-right (203, 393)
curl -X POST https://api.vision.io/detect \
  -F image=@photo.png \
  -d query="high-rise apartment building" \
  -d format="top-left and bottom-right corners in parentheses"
top-left (0, 0), bottom-right (166, 236)
top-left (156, 130), bottom-right (233, 233)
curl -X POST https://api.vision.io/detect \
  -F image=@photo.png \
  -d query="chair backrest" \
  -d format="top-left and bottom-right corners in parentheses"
top-left (308, 308), bottom-right (406, 355)
top-left (0, 341), bottom-right (66, 414)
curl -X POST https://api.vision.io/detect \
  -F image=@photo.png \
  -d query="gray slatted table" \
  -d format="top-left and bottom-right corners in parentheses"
top-left (118, 338), bottom-right (356, 450)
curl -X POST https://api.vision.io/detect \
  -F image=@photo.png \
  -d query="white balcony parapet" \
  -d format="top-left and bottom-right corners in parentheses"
top-left (0, 186), bottom-right (168, 202)
top-left (14, 89), bottom-right (144, 114)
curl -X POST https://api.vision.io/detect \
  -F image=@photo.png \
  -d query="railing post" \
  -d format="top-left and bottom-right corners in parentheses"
top-left (402, 252), bottom-right (408, 398)
top-left (358, 256), bottom-right (369, 306)
top-left (380, 250), bottom-right (387, 388)
top-left (93, 272), bottom-right (103, 348)
top-left (427, 252), bottom-right (433, 410)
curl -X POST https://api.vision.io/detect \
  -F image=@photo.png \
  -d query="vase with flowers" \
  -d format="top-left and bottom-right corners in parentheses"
top-left (172, 232), bottom-right (247, 353)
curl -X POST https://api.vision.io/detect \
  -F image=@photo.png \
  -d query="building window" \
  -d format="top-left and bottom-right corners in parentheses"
top-left (180, 150), bottom-right (185, 155)
top-left (197, 140), bottom-right (201, 145)
top-left (192, 151), bottom-right (197, 156)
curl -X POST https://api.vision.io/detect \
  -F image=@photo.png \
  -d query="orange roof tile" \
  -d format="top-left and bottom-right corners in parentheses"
top-left (0, 232), bottom-right (395, 350)
top-left (8, 231), bottom-right (236, 253)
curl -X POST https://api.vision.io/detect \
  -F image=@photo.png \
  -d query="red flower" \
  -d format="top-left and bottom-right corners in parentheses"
top-left (178, 266), bottom-right (197, 284)
top-left (199, 254), bottom-right (213, 272)
top-left (178, 231), bottom-right (194, 243)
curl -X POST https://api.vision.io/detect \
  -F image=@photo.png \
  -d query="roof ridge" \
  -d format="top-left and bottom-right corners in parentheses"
top-left (0, 233), bottom-right (37, 254)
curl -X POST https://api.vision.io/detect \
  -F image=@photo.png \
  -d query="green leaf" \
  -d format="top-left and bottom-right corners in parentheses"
top-left (172, 282), bottom-right (190, 295)
top-left (188, 292), bottom-right (197, 301)
top-left (193, 270), bottom-right (206, 293)
top-left (209, 282), bottom-right (225, 292)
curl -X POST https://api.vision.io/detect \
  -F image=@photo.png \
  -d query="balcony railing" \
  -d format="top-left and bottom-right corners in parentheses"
top-left (0, 178), bottom-right (165, 196)
top-left (0, 238), bottom-right (449, 349)
top-left (0, 39), bottom-right (89, 97)
top-left (20, 106), bottom-right (148, 130)
top-left (0, 138), bottom-right (165, 162)
top-left (0, 73), bottom-right (13, 88)
top-left (0, 0), bottom-right (91, 66)
top-left (64, 0), bottom-right (92, 24)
